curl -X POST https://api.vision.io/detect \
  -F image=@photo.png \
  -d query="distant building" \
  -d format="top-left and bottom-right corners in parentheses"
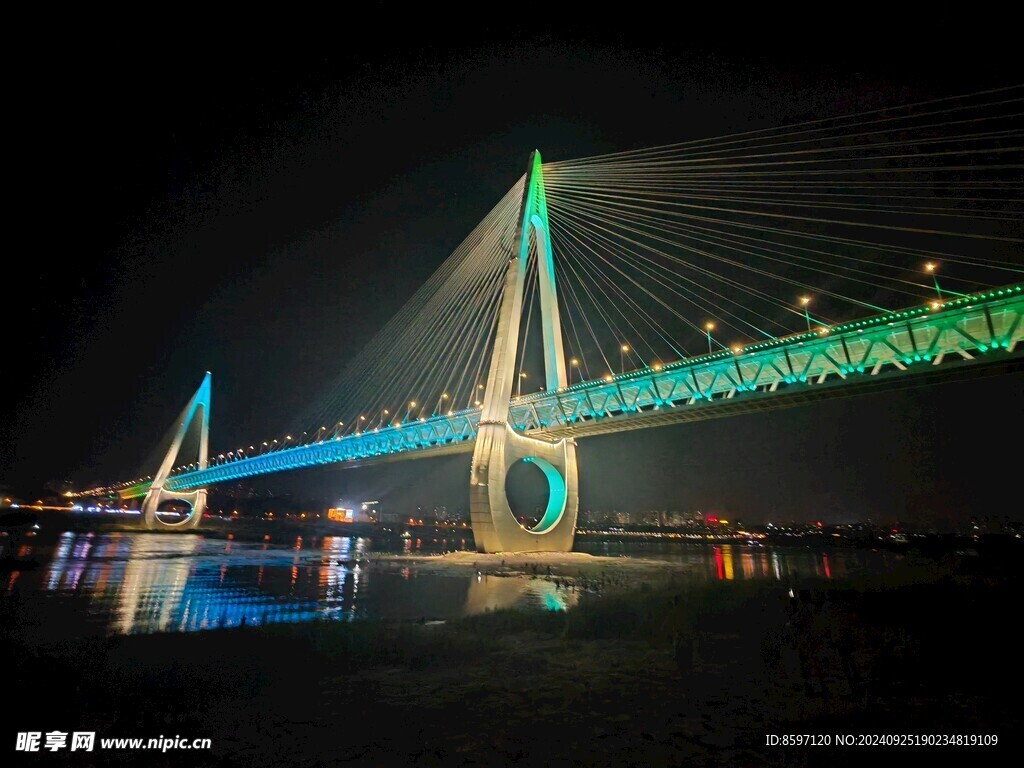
top-left (327, 507), bottom-right (355, 523)
top-left (327, 501), bottom-right (382, 524)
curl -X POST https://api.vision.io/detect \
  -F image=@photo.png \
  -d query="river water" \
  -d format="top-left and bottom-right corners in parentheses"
top-left (1, 531), bottom-right (911, 638)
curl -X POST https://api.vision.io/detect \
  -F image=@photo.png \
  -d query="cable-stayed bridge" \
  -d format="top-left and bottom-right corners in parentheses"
top-left (77, 88), bottom-right (1024, 552)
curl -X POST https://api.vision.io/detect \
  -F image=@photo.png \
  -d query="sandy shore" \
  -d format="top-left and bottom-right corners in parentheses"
top-left (368, 549), bottom-right (689, 581)
top-left (381, 549), bottom-right (672, 565)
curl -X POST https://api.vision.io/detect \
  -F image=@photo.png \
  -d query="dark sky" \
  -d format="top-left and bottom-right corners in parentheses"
top-left (4, 17), bottom-right (1021, 525)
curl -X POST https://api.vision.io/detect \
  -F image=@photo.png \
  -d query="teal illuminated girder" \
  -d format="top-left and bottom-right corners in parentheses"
top-left (111, 285), bottom-right (1023, 500)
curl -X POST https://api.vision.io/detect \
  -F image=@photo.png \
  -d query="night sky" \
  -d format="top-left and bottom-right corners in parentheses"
top-left (5, 19), bottom-right (1021, 526)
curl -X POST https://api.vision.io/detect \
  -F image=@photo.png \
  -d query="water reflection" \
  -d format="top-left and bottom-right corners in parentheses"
top-left (577, 541), bottom-right (894, 582)
top-left (6, 532), bottom-right (569, 637)
top-left (1, 532), bottom-right (902, 638)
top-left (464, 574), bottom-right (579, 614)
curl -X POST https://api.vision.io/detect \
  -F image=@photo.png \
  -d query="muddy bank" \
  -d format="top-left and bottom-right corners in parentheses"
top-left (5, 558), bottom-right (1021, 766)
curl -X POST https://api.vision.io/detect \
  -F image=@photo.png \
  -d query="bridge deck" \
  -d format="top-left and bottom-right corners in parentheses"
top-left (112, 285), bottom-right (1022, 498)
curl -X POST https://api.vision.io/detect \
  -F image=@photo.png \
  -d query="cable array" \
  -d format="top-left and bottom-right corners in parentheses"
top-left (543, 86), bottom-right (1024, 375)
top-left (283, 177), bottom-right (527, 444)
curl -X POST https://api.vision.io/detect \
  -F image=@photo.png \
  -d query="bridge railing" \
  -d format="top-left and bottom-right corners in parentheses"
top-left (509, 286), bottom-right (1023, 436)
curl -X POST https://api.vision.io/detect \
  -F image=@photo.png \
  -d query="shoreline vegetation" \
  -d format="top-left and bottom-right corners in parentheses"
top-left (5, 546), bottom-right (1020, 766)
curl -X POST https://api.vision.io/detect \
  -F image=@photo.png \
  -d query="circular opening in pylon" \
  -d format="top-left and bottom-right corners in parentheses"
top-left (506, 456), bottom-right (567, 534)
top-left (155, 498), bottom-right (195, 526)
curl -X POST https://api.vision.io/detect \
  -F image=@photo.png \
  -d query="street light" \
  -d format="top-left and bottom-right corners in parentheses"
top-left (925, 262), bottom-right (942, 300)
top-left (435, 392), bottom-right (449, 416)
top-left (518, 371), bottom-right (527, 397)
top-left (620, 343), bottom-right (629, 372)
top-left (570, 357), bottom-right (580, 383)
top-left (800, 296), bottom-right (812, 330)
top-left (705, 322), bottom-right (715, 354)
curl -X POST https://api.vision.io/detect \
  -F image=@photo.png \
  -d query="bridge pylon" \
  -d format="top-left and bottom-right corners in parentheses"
top-left (469, 151), bottom-right (579, 553)
top-left (141, 372), bottom-right (211, 530)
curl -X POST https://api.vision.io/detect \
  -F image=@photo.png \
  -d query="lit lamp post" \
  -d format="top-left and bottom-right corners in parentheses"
top-left (705, 322), bottom-right (715, 354)
top-left (518, 371), bottom-right (527, 397)
top-left (570, 357), bottom-right (580, 384)
top-left (620, 343), bottom-right (629, 372)
top-left (925, 262), bottom-right (942, 301)
top-left (800, 296), bottom-right (812, 330)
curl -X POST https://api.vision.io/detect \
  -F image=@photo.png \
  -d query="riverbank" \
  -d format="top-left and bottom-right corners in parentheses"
top-left (5, 555), bottom-right (1020, 766)
top-left (21, 511), bottom-right (1021, 562)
